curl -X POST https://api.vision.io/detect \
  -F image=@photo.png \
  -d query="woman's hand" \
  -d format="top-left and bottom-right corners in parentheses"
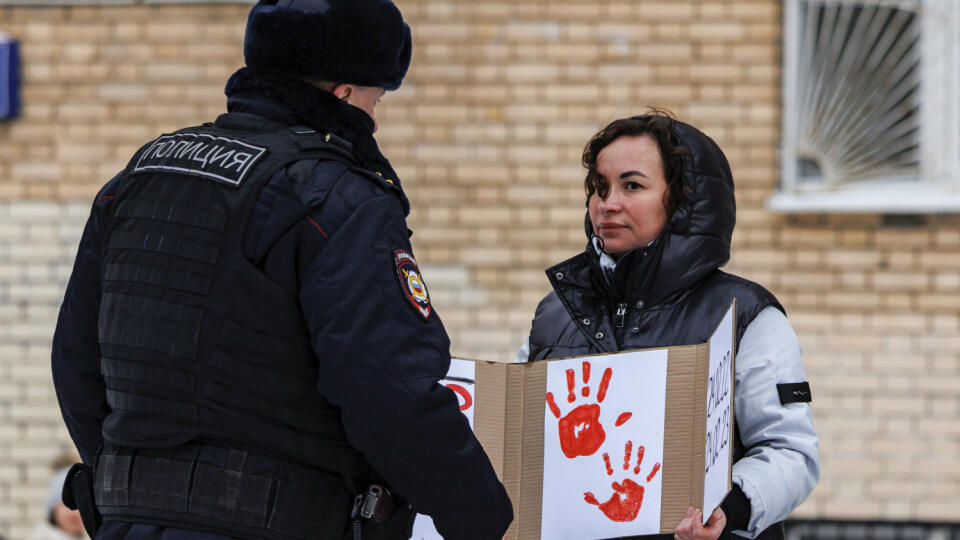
top-left (674, 506), bottom-right (726, 540)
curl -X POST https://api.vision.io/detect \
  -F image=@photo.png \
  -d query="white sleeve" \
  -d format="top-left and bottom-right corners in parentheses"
top-left (731, 306), bottom-right (820, 538)
top-left (513, 336), bottom-right (531, 363)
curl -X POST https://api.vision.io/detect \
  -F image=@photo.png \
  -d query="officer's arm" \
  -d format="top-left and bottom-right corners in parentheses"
top-left (730, 306), bottom-right (820, 538)
top-left (52, 188), bottom-right (115, 465)
top-left (300, 192), bottom-right (513, 540)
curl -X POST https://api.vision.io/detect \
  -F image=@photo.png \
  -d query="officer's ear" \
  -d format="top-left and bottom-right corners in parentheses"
top-left (331, 83), bottom-right (353, 101)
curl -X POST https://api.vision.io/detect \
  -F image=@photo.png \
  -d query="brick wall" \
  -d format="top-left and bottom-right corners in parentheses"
top-left (1, 1), bottom-right (958, 536)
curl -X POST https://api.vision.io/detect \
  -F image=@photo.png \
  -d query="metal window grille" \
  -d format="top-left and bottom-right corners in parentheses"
top-left (773, 0), bottom-right (960, 213)
top-left (786, 519), bottom-right (960, 540)
top-left (782, 0), bottom-right (922, 190)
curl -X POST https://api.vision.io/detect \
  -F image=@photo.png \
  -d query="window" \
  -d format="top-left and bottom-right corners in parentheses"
top-left (770, 0), bottom-right (960, 213)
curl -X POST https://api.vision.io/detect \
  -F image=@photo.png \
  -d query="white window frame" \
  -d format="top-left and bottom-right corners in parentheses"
top-left (769, 0), bottom-right (960, 214)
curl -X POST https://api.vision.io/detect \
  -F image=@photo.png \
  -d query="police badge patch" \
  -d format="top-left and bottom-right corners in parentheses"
top-left (394, 249), bottom-right (431, 319)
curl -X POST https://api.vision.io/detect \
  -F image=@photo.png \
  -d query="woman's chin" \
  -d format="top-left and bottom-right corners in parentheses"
top-left (601, 238), bottom-right (641, 256)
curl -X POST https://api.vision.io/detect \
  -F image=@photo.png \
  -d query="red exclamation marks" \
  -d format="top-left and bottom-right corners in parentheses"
top-left (582, 361), bottom-right (591, 397)
top-left (597, 367), bottom-right (613, 402)
top-left (602, 452), bottom-right (613, 476)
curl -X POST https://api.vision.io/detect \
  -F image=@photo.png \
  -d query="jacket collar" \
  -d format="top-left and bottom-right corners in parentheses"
top-left (224, 68), bottom-right (406, 201)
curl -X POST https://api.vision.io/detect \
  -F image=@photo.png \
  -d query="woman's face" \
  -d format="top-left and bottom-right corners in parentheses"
top-left (588, 134), bottom-right (670, 256)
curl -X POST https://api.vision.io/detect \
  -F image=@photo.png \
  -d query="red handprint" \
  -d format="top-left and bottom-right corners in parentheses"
top-left (444, 383), bottom-right (473, 412)
top-left (546, 361), bottom-right (629, 458)
top-left (583, 441), bottom-right (662, 522)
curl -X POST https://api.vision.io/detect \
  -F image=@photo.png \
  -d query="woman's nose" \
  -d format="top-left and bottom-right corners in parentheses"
top-left (597, 192), bottom-right (621, 212)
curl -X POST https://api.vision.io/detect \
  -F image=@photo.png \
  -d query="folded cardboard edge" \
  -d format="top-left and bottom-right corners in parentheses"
top-left (475, 361), bottom-right (507, 481)
top-left (659, 343), bottom-right (705, 533)
top-left (518, 361), bottom-right (547, 540)
top-left (693, 341), bottom-right (709, 525)
top-left (475, 361), bottom-right (515, 538)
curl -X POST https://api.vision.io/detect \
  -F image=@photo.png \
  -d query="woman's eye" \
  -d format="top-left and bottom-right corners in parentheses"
top-left (625, 181), bottom-right (642, 190)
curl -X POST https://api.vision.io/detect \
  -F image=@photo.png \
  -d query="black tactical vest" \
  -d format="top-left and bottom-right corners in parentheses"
top-left (528, 251), bottom-right (785, 540)
top-left (93, 121), bottom-right (380, 539)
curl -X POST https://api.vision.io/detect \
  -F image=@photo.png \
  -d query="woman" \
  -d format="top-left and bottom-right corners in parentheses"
top-left (516, 112), bottom-right (819, 540)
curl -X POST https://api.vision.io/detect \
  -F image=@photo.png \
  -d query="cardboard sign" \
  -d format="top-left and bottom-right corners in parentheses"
top-left (416, 302), bottom-right (736, 540)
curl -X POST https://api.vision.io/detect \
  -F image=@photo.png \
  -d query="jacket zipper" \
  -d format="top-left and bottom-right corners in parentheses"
top-left (615, 303), bottom-right (627, 329)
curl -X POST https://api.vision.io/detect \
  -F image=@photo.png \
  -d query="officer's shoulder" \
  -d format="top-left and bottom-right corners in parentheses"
top-left (266, 130), bottom-right (387, 206)
top-left (341, 166), bottom-right (403, 197)
top-left (325, 167), bottom-right (404, 218)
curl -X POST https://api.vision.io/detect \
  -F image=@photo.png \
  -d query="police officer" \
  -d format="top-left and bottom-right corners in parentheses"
top-left (51, 1), bottom-right (514, 538)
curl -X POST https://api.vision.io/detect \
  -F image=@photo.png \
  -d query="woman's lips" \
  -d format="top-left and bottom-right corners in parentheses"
top-left (597, 223), bottom-right (627, 233)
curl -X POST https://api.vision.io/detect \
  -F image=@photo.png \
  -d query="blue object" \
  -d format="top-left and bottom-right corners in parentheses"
top-left (0, 33), bottom-right (20, 120)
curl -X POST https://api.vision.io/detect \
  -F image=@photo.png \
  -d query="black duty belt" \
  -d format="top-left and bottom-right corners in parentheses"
top-left (95, 443), bottom-right (360, 540)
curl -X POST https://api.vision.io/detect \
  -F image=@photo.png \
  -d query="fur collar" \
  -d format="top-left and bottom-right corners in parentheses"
top-left (224, 67), bottom-right (402, 191)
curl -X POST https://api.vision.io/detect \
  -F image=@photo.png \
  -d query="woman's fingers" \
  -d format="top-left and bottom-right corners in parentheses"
top-left (704, 507), bottom-right (727, 533)
top-left (675, 507), bottom-right (726, 540)
top-left (674, 507), bottom-right (697, 539)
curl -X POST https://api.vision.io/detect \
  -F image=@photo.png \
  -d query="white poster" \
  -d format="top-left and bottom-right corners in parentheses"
top-left (540, 350), bottom-right (669, 539)
top-left (702, 305), bottom-right (735, 523)
top-left (411, 358), bottom-right (476, 539)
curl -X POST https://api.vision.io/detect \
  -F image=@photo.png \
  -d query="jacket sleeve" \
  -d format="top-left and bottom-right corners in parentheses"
top-left (731, 306), bottom-right (820, 538)
top-left (514, 337), bottom-right (531, 363)
top-left (51, 188), bottom-right (115, 466)
top-left (299, 191), bottom-right (513, 540)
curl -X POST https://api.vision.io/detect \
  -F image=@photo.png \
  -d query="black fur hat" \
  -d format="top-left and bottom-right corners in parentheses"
top-left (243, 0), bottom-right (412, 91)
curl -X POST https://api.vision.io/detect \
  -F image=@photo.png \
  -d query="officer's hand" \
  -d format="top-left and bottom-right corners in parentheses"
top-left (674, 506), bottom-right (725, 540)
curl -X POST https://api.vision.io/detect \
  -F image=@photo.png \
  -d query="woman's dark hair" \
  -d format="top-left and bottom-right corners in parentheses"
top-left (582, 108), bottom-right (690, 215)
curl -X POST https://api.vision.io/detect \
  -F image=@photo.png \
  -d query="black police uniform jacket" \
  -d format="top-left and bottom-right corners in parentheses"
top-left (527, 120), bottom-right (784, 539)
top-left (51, 68), bottom-right (512, 540)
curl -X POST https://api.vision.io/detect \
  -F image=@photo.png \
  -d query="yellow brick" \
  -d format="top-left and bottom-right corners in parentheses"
top-left (934, 229), bottom-right (960, 247)
top-left (690, 22), bottom-right (745, 41)
top-left (639, 3), bottom-right (695, 20)
top-left (506, 145), bottom-right (558, 165)
top-left (730, 2), bottom-right (779, 21)
top-left (458, 207), bottom-right (511, 225)
top-left (544, 85), bottom-right (601, 103)
top-left (919, 252), bottom-right (960, 269)
top-left (504, 63), bottom-right (559, 81)
top-left (687, 103), bottom-right (743, 122)
top-left (544, 4), bottom-right (602, 19)
top-left (824, 252), bottom-right (880, 270)
top-left (873, 271), bottom-right (929, 291)
top-left (145, 62), bottom-right (204, 81)
top-left (698, 3), bottom-right (729, 18)
top-left (636, 43), bottom-right (693, 62)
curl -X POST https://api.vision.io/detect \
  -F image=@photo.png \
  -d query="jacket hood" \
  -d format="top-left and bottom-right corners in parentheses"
top-left (580, 118), bottom-right (736, 306)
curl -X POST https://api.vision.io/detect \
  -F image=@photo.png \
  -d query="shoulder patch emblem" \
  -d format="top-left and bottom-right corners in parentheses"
top-left (394, 249), bottom-right (431, 319)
